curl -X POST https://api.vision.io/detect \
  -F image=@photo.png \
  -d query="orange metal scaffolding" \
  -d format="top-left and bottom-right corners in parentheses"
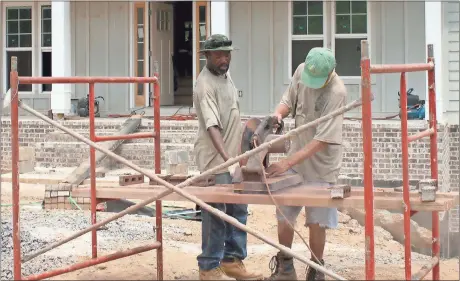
top-left (7, 39), bottom-right (445, 281)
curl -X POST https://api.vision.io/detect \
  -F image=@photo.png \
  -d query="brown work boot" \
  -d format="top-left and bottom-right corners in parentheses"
top-left (199, 266), bottom-right (235, 280)
top-left (265, 252), bottom-right (297, 280)
top-left (305, 259), bottom-right (325, 281)
top-left (221, 258), bottom-right (264, 280)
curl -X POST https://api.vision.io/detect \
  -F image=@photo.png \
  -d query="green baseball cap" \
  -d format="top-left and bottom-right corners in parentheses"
top-left (301, 47), bottom-right (336, 89)
top-left (199, 34), bottom-right (236, 52)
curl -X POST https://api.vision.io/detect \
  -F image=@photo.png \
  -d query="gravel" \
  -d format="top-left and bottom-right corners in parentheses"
top-left (0, 208), bottom-right (163, 280)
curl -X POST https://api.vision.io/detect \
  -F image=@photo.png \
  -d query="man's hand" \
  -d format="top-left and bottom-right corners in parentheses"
top-left (265, 159), bottom-right (292, 177)
top-left (228, 162), bottom-right (243, 182)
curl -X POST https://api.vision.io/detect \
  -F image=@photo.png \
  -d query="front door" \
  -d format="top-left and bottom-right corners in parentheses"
top-left (151, 2), bottom-right (174, 106)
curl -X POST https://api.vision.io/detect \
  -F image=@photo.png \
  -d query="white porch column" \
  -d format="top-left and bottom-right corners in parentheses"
top-left (51, 1), bottom-right (72, 116)
top-left (424, 2), bottom-right (443, 122)
top-left (210, 1), bottom-right (229, 36)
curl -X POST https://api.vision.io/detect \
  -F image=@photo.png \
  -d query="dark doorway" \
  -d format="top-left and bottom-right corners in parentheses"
top-left (172, 1), bottom-right (193, 106)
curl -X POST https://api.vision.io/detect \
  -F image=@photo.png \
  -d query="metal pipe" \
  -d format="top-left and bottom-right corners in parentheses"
top-left (400, 72), bottom-right (412, 280)
top-left (427, 44), bottom-right (440, 281)
top-left (361, 40), bottom-right (375, 281)
top-left (18, 76), bottom-right (159, 84)
top-left (18, 99), bottom-right (362, 280)
top-left (153, 72), bottom-right (163, 281)
top-left (10, 57), bottom-right (22, 280)
top-left (370, 62), bottom-right (434, 74)
top-left (23, 243), bottom-right (161, 281)
top-left (88, 82), bottom-right (98, 259)
top-left (411, 256), bottom-right (440, 281)
top-left (95, 132), bottom-right (156, 142)
top-left (408, 128), bottom-right (434, 143)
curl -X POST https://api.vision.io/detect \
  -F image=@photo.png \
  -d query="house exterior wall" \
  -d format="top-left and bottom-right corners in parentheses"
top-left (228, 1), bottom-right (427, 117)
top-left (443, 1), bottom-right (459, 125)
top-left (71, 1), bottom-right (131, 115)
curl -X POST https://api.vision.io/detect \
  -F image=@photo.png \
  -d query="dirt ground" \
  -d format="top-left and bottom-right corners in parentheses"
top-left (1, 182), bottom-right (458, 280)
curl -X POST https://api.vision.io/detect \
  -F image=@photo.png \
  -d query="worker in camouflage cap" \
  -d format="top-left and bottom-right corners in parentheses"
top-left (193, 34), bottom-right (263, 280)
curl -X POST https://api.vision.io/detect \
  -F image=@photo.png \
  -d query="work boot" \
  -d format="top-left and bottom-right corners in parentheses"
top-left (221, 258), bottom-right (264, 280)
top-left (305, 259), bottom-right (325, 281)
top-left (199, 267), bottom-right (235, 280)
top-left (265, 252), bottom-right (297, 280)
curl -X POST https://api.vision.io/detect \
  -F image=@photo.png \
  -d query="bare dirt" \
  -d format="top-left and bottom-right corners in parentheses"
top-left (1, 182), bottom-right (458, 280)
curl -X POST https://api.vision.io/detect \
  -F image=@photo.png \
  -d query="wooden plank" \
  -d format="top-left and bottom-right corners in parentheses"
top-left (71, 185), bottom-right (458, 212)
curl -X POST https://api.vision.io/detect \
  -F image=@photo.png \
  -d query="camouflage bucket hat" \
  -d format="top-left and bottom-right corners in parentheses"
top-left (301, 47), bottom-right (336, 89)
top-left (199, 34), bottom-right (237, 52)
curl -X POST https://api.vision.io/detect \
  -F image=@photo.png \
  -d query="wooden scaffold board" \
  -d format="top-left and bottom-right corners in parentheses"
top-left (72, 183), bottom-right (459, 212)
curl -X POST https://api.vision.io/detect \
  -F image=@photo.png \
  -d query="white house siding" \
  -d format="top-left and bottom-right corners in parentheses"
top-left (71, 2), bottom-right (131, 115)
top-left (229, 1), bottom-right (427, 116)
top-left (443, 1), bottom-right (459, 125)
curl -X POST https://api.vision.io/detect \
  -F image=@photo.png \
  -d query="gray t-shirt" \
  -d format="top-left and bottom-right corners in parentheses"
top-left (280, 63), bottom-right (347, 184)
top-left (193, 66), bottom-right (243, 174)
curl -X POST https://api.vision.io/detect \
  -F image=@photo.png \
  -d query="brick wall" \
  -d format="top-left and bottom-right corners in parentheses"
top-left (1, 118), bottom-right (459, 232)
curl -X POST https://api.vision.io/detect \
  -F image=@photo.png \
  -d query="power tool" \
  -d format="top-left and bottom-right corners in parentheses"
top-left (77, 94), bottom-right (105, 117)
top-left (398, 88), bottom-right (425, 120)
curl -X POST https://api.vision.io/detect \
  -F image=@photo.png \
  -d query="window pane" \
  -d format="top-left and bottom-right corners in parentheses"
top-left (137, 42), bottom-right (144, 60)
top-left (199, 6), bottom-right (206, 22)
top-left (307, 1), bottom-right (323, 15)
top-left (137, 61), bottom-right (144, 77)
top-left (7, 21), bottom-right (18, 34)
top-left (41, 51), bottom-right (52, 92)
top-left (137, 7), bottom-right (144, 24)
top-left (19, 8), bottom-right (32, 20)
top-left (7, 51), bottom-right (33, 91)
top-left (7, 8), bottom-right (19, 20)
top-left (19, 20), bottom-right (32, 33)
top-left (42, 7), bottom-right (51, 19)
top-left (19, 34), bottom-right (32, 48)
top-left (336, 15), bottom-right (350, 34)
top-left (7, 35), bottom-right (19, 48)
top-left (335, 38), bottom-right (364, 76)
top-left (336, 1), bottom-right (350, 14)
top-left (293, 17), bottom-right (307, 35)
top-left (291, 40), bottom-right (323, 74)
top-left (199, 23), bottom-right (207, 40)
top-left (293, 1), bottom-right (307, 15)
top-left (42, 34), bottom-right (52, 47)
top-left (42, 19), bottom-right (51, 33)
top-left (308, 16), bottom-right (323, 34)
top-left (352, 15), bottom-right (367, 33)
top-left (351, 1), bottom-right (367, 13)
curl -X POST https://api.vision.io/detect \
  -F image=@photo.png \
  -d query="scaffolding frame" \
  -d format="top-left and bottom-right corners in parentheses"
top-left (8, 56), bottom-right (164, 280)
top-left (7, 40), bottom-right (445, 280)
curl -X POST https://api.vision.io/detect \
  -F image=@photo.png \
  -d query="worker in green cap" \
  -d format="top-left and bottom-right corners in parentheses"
top-left (193, 34), bottom-right (264, 281)
top-left (264, 47), bottom-right (347, 281)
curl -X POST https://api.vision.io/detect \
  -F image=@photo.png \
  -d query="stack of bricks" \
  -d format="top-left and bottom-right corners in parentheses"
top-left (44, 183), bottom-right (91, 210)
top-left (18, 147), bottom-right (35, 174)
top-left (165, 150), bottom-right (189, 175)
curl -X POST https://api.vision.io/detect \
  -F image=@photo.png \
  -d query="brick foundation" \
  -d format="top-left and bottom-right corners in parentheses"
top-left (1, 118), bottom-right (459, 233)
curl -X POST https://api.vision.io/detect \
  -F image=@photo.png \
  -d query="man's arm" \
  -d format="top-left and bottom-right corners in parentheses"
top-left (207, 126), bottom-right (230, 162)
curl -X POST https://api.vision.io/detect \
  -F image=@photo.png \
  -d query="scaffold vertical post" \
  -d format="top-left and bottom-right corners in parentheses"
top-left (400, 72), bottom-right (412, 280)
top-left (10, 56), bottom-right (22, 280)
top-left (360, 40), bottom-right (375, 280)
top-left (153, 64), bottom-right (163, 280)
top-left (88, 82), bottom-right (98, 258)
top-left (427, 44), bottom-right (440, 280)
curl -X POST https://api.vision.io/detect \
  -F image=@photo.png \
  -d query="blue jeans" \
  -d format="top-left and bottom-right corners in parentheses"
top-left (197, 172), bottom-right (249, 271)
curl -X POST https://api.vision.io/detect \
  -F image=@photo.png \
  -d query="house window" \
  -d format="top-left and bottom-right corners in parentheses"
top-left (291, 1), bottom-right (324, 74)
top-left (6, 7), bottom-right (33, 92)
top-left (334, 1), bottom-right (367, 76)
top-left (41, 5), bottom-right (52, 92)
top-left (5, 5), bottom-right (53, 93)
top-left (290, 1), bottom-right (368, 78)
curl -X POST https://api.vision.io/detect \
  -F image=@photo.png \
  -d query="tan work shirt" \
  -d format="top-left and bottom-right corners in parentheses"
top-left (193, 66), bottom-right (242, 175)
top-left (280, 63), bottom-right (347, 184)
